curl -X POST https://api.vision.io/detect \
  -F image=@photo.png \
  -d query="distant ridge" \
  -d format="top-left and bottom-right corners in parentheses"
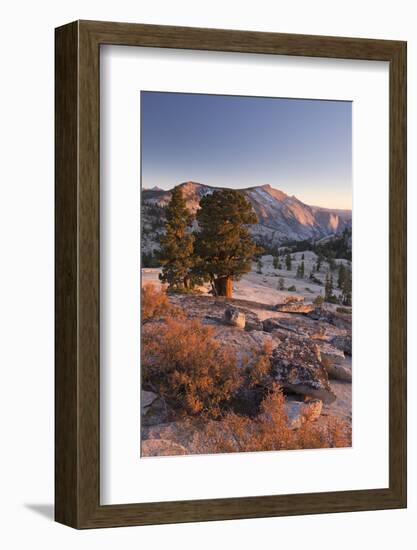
top-left (142, 181), bottom-right (351, 250)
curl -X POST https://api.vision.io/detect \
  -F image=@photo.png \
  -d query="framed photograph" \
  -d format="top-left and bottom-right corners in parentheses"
top-left (55, 20), bottom-right (406, 528)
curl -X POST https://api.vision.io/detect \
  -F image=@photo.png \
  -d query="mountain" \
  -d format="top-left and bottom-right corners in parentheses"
top-left (141, 181), bottom-right (351, 254)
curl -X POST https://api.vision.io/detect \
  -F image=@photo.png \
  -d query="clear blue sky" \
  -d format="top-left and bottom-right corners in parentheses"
top-left (141, 91), bottom-right (352, 209)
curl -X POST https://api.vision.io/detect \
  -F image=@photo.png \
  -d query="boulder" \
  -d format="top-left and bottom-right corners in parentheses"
top-left (285, 399), bottom-right (323, 429)
top-left (271, 336), bottom-right (336, 404)
top-left (330, 335), bottom-right (352, 356)
top-left (141, 439), bottom-right (188, 457)
top-left (141, 393), bottom-right (169, 427)
top-left (141, 390), bottom-right (158, 409)
top-left (323, 362), bottom-right (352, 382)
top-left (224, 307), bottom-right (246, 329)
top-left (318, 342), bottom-right (345, 365)
top-left (275, 302), bottom-right (316, 314)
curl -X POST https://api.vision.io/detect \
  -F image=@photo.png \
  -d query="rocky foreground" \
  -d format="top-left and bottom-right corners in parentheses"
top-left (141, 292), bottom-right (352, 457)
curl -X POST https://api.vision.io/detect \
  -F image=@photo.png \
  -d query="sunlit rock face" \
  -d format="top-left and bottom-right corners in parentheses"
top-left (142, 181), bottom-right (352, 250)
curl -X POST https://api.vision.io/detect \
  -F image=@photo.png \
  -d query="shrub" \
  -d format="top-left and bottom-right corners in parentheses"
top-left (336, 306), bottom-right (352, 314)
top-left (189, 385), bottom-right (351, 454)
top-left (287, 285), bottom-right (296, 292)
top-left (142, 317), bottom-right (241, 417)
top-left (190, 385), bottom-right (293, 454)
top-left (296, 415), bottom-right (351, 449)
top-left (313, 295), bottom-right (324, 306)
top-left (141, 284), bottom-right (184, 323)
top-left (243, 341), bottom-right (273, 388)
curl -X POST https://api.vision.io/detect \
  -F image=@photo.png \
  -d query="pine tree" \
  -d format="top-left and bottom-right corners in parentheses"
top-left (257, 259), bottom-right (263, 274)
top-left (273, 256), bottom-right (279, 269)
top-left (194, 189), bottom-right (259, 298)
top-left (341, 266), bottom-right (352, 306)
top-left (324, 271), bottom-right (334, 302)
top-left (285, 253), bottom-right (292, 271)
top-left (337, 263), bottom-right (346, 289)
top-left (300, 260), bottom-right (305, 278)
top-left (158, 186), bottom-right (195, 291)
top-left (328, 255), bottom-right (336, 271)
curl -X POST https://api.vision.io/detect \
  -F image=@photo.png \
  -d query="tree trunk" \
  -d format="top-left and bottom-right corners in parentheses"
top-left (214, 276), bottom-right (233, 298)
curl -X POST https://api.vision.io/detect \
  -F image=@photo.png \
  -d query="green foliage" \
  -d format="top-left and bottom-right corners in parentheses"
top-left (194, 189), bottom-right (260, 297)
top-left (257, 259), bottom-right (263, 274)
top-left (328, 256), bottom-right (336, 271)
top-left (142, 250), bottom-right (160, 268)
top-left (159, 186), bottom-right (196, 290)
top-left (340, 264), bottom-right (352, 306)
top-left (315, 228), bottom-right (352, 262)
top-left (285, 253), bottom-right (292, 271)
top-left (313, 294), bottom-right (324, 306)
top-left (287, 285), bottom-right (296, 292)
top-left (324, 271), bottom-right (338, 303)
top-left (336, 306), bottom-right (351, 314)
top-left (281, 228), bottom-right (352, 261)
top-left (273, 256), bottom-right (279, 269)
top-left (296, 260), bottom-right (305, 279)
top-left (309, 271), bottom-right (323, 286)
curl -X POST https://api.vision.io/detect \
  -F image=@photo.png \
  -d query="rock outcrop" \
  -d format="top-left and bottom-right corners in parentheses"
top-left (214, 329), bottom-right (280, 367)
top-left (307, 307), bottom-right (351, 330)
top-left (330, 335), bottom-right (352, 355)
top-left (141, 391), bottom-right (169, 426)
top-left (318, 342), bottom-right (345, 365)
top-left (168, 294), bottom-right (264, 331)
top-left (323, 361), bottom-right (352, 382)
top-left (283, 294), bottom-right (305, 304)
top-left (271, 336), bottom-right (336, 404)
top-left (275, 302), bottom-right (316, 314)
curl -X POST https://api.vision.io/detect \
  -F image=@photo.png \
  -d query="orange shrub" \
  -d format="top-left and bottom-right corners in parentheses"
top-left (142, 317), bottom-right (241, 417)
top-left (190, 385), bottom-right (351, 454)
top-left (141, 284), bottom-right (184, 323)
top-left (244, 341), bottom-right (273, 388)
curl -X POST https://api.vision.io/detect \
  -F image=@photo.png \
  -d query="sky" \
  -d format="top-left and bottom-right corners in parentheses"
top-left (141, 91), bottom-right (352, 210)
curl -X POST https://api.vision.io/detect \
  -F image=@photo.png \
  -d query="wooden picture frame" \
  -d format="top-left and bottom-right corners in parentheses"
top-left (55, 20), bottom-right (407, 529)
